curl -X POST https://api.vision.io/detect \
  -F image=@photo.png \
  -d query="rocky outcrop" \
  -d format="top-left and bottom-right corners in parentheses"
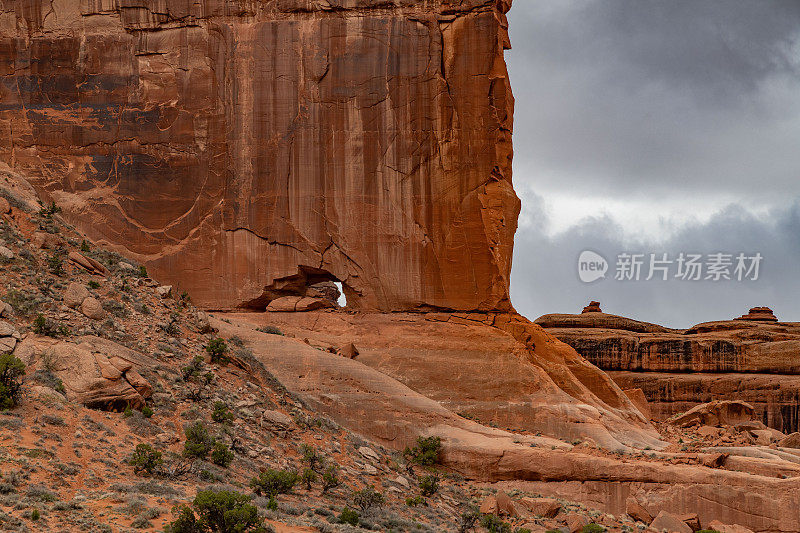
top-left (536, 308), bottom-right (800, 433)
top-left (212, 315), bottom-right (800, 532)
top-left (735, 307), bottom-right (778, 322)
top-left (0, 0), bottom-right (518, 313)
top-left (15, 335), bottom-right (154, 410)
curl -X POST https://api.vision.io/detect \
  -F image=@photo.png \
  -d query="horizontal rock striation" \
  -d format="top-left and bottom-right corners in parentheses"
top-left (0, 0), bottom-right (518, 312)
top-left (536, 308), bottom-right (800, 433)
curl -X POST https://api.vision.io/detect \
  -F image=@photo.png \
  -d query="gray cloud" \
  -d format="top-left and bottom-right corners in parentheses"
top-left (511, 196), bottom-right (800, 328)
top-left (506, 1), bottom-right (800, 326)
top-left (507, 0), bottom-right (800, 200)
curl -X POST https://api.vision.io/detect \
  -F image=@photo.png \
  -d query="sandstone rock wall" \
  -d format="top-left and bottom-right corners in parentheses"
top-left (0, 0), bottom-right (518, 311)
top-left (536, 311), bottom-right (800, 433)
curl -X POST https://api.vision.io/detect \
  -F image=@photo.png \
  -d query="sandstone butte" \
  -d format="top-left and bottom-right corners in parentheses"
top-left (536, 304), bottom-right (800, 433)
top-left (2, 2), bottom-right (800, 532)
top-left (0, 0), bottom-right (518, 313)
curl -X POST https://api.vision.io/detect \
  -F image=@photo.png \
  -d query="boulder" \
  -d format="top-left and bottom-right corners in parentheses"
top-left (0, 245), bottom-right (13, 260)
top-left (519, 497), bottom-right (560, 519)
top-left (32, 231), bottom-right (62, 249)
top-left (81, 297), bottom-right (105, 320)
top-left (778, 432), bottom-right (800, 449)
top-left (494, 491), bottom-right (517, 517)
top-left (0, 196), bottom-right (10, 214)
top-left (337, 343), bottom-right (359, 359)
top-left (0, 300), bottom-right (12, 317)
top-left (625, 496), bottom-right (652, 524)
top-left (478, 496), bottom-right (497, 515)
top-left (707, 521), bottom-right (755, 533)
top-left (155, 285), bottom-right (173, 299)
top-left (680, 513), bottom-right (701, 532)
top-left (668, 400), bottom-right (756, 428)
top-left (564, 514), bottom-right (590, 533)
top-left (261, 410), bottom-right (293, 430)
top-left (68, 251), bottom-right (108, 275)
top-left (64, 282), bottom-right (90, 309)
top-left (118, 261), bottom-right (135, 271)
top-left (266, 295), bottom-right (335, 312)
top-left (650, 510), bottom-right (693, 533)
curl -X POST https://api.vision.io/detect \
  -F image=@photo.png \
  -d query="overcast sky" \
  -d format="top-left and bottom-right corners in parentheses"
top-left (506, 0), bottom-right (800, 328)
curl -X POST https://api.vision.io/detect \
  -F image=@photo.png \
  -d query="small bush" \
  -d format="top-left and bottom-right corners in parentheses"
top-left (338, 507), bottom-right (359, 526)
top-left (481, 514), bottom-right (512, 533)
top-left (581, 525), bottom-right (606, 533)
top-left (129, 444), bottom-right (163, 476)
top-left (138, 265), bottom-right (148, 278)
top-left (165, 489), bottom-right (267, 533)
top-left (300, 443), bottom-right (323, 471)
top-left (80, 240), bottom-right (91, 253)
top-left (405, 496), bottom-right (425, 507)
top-left (403, 436), bottom-right (441, 466)
top-left (351, 486), bottom-right (384, 513)
top-left (211, 401), bottom-right (233, 424)
top-left (211, 442), bottom-right (233, 468)
top-left (182, 356), bottom-right (214, 401)
top-left (32, 314), bottom-right (69, 338)
top-left (4, 290), bottom-right (40, 316)
top-left (0, 353), bottom-right (25, 410)
top-left (87, 280), bottom-right (100, 290)
top-left (30, 508), bottom-right (40, 521)
top-left (205, 338), bottom-right (228, 364)
top-left (256, 325), bottom-right (283, 336)
top-left (123, 406), bottom-right (133, 418)
top-left (458, 507), bottom-right (480, 533)
top-left (183, 422), bottom-right (215, 460)
top-left (142, 406), bottom-right (154, 418)
top-left (419, 474), bottom-right (439, 497)
top-left (301, 468), bottom-right (317, 491)
top-left (249, 469), bottom-right (298, 497)
top-left (321, 465), bottom-right (341, 493)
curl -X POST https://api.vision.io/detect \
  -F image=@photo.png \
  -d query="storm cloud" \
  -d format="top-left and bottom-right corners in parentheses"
top-left (506, 1), bottom-right (800, 327)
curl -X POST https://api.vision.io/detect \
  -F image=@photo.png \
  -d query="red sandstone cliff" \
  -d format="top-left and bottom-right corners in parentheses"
top-left (0, 0), bottom-right (518, 312)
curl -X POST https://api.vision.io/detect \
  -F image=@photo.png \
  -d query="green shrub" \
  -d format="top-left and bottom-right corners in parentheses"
top-left (0, 353), bottom-right (25, 410)
top-left (205, 338), bottom-right (229, 364)
top-left (138, 265), bottom-right (148, 278)
top-left (581, 525), bottom-right (606, 533)
top-left (481, 514), bottom-right (512, 533)
top-left (403, 436), bottom-right (441, 466)
top-left (38, 201), bottom-right (61, 218)
top-left (183, 422), bottom-right (215, 460)
top-left (300, 444), bottom-right (323, 471)
top-left (351, 486), bottom-right (384, 513)
top-left (181, 356), bottom-right (214, 401)
top-left (458, 508), bottom-right (480, 533)
top-left (80, 240), bottom-right (91, 253)
top-left (123, 406), bottom-right (133, 418)
top-left (32, 314), bottom-right (69, 338)
top-left (405, 496), bottom-right (425, 507)
top-left (300, 468), bottom-right (316, 491)
top-left (87, 280), bottom-right (100, 290)
top-left (211, 401), bottom-right (233, 424)
top-left (265, 497), bottom-right (278, 511)
top-left (338, 507), bottom-right (359, 526)
top-left (249, 469), bottom-right (298, 498)
top-left (419, 474), bottom-right (439, 497)
top-left (256, 325), bottom-right (283, 336)
top-left (165, 489), bottom-right (267, 533)
top-left (321, 465), bottom-right (341, 493)
top-left (129, 444), bottom-right (163, 476)
top-left (142, 406), bottom-right (154, 418)
top-left (211, 442), bottom-right (233, 468)
top-left (30, 508), bottom-right (40, 521)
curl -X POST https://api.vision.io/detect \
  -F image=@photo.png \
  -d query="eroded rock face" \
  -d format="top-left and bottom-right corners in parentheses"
top-left (0, 0), bottom-right (518, 312)
top-left (536, 309), bottom-right (800, 432)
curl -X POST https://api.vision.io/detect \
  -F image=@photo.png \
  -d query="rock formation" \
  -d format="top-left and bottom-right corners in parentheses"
top-left (0, 0), bottom-right (518, 312)
top-left (536, 307), bottom-right (800, 432)
top-left (735, 307), bottom-right (778, 322)
top-left (582, 300), bottom-right (602, 313)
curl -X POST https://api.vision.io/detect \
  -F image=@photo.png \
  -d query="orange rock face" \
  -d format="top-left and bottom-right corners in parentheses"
top-left (536, 310), bottom-right (800, 432)
top-left (0, 0), bottom-right (518, 312)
